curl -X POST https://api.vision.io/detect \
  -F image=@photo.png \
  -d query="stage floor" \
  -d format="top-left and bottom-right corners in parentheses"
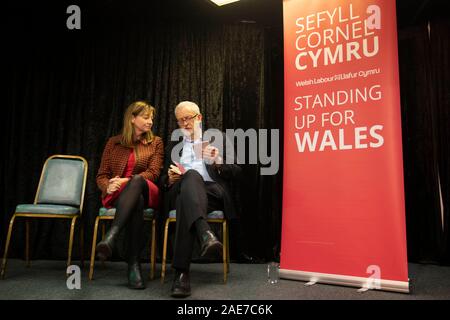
top-left (0, 259), bottom-right (449, 300)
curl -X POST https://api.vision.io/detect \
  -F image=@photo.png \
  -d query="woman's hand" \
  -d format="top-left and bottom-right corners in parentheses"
top-left (106, 176), bottom-right (129, 194)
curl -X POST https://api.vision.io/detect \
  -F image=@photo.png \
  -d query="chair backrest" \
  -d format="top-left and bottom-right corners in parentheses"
top-left (34, 155), bottom-right (88, 212)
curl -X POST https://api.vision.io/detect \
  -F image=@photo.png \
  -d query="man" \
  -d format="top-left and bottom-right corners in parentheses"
top-left (160, 101), bottom-right (241, 298)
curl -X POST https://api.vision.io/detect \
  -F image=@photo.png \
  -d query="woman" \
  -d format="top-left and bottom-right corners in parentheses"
top-left (96, 101), bottom-right (164, 289)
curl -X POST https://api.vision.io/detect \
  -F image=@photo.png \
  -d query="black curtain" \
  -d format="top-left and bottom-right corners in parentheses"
top-left (2, 1), bottom-right (284, 262)
top-left (430, 19), bottom-right (450, 264)
top-left (398, 18), bottom-right (450, 264)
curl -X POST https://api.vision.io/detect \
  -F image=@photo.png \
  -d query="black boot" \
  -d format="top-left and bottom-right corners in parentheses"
top-left (127, 259), bottom-right (145, 289)
top-left (171, 270), bottom-right (191, 298)
top-left (96, 225), bottom-right (120, 261)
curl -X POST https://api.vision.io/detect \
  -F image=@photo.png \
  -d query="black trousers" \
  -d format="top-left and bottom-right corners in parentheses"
top-left (167, 170), bottom-right (224, 270)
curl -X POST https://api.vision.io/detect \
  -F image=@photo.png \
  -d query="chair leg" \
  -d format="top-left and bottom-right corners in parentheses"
top-left (101, 222), bottom-right (106, 268)
top-left (89, 216), bottom-right (101, 280)
top-left (67, 217), bottom-right (77, 267)
top-left (226, 222), bottom-right (230, 273)
top-left (150, 219), bottom-right (156, 280)
top-left (1, 214), bottom-right (17, 279)
top-left (79, 223), bottom-right (84, 268)
top-left (25, 219), bottom-right (31, 268)
top-left (161, 219), bottom-right (170, 283)
top-left (222, 220), bottom-right (228, 283)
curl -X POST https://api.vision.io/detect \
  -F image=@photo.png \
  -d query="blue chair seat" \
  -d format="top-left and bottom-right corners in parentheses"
top-left (168, 209), bottom-right (224, 219)
top-left (15, 204), bottom-right (80, 215)
top-left (99, 207), bottom-right (155, 219)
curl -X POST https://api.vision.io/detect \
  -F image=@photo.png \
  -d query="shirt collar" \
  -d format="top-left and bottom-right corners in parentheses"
top-left (184, 136), bottom-right (201, 144)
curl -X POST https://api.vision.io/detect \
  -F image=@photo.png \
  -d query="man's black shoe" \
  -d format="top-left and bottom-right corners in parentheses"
top-left (127, 261), bottom-right (146, 289)
top-left (171, 271), bottom-right (191, 298)
top-left (200, 230), bottom-right (223, 258)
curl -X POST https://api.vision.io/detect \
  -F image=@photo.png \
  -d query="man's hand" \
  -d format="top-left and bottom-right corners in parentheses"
top-left (168, 167), bottom-right (181, 186)
top-left (202, 145), bottom-right (222, 164)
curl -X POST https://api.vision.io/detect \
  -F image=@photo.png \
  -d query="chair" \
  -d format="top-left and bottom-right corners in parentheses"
top-left (161, 210), bottom-right (229, 283)
top-left (1, 155), bottom-right (88, 279)
top-left (88, 207), bottom-right (157, 280)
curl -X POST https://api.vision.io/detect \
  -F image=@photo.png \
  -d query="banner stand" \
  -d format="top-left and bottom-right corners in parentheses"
top-left (280, 269), bottom-right (409, 293)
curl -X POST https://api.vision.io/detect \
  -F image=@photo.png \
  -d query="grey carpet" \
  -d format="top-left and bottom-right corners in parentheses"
top-left (0, 259), bottom-right (449, 300)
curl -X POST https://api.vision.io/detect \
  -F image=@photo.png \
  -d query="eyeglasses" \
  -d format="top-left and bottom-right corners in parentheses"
top-left (177, 114), bottom-right (198, 125)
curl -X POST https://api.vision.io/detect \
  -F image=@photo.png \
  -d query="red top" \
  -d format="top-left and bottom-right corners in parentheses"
top-left (102, 150), bottom-right (159, 209)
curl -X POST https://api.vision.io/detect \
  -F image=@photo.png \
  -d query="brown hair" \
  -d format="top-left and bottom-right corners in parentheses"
top-left (120, 101), bottom-right (155, 147)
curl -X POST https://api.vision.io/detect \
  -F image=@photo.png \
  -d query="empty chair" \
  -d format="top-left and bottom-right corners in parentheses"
top-left (1, 155), bottom-right (88, 278)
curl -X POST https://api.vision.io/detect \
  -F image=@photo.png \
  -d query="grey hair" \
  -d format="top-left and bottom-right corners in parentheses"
top-left (175, 101), bottom-right (201, 115)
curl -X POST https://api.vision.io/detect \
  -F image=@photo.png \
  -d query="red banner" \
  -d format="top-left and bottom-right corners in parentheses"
top-left (281, 0), bottom-right (409, 292)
